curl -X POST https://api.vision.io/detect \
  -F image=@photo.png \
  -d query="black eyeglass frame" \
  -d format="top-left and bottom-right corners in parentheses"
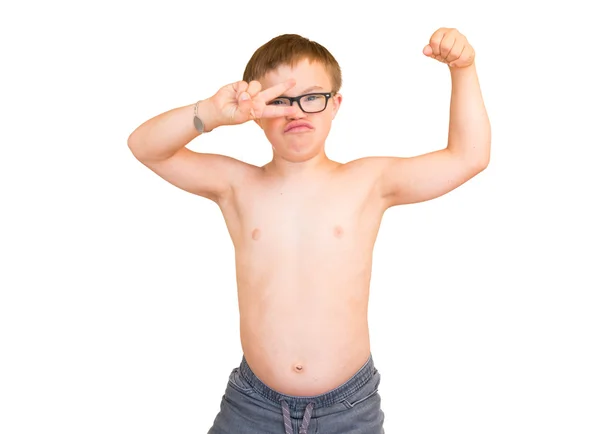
top-left (268, 92), bottom-right (334, 114)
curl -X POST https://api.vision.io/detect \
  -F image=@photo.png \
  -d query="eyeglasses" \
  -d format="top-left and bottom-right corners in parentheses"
top-left (267, 92), bottom-right (333, 113)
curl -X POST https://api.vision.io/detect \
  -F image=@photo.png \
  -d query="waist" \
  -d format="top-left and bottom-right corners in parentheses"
top-left (238, 352), bottom-right (376, 409)
top-left (239, 316), bottom-right (371, 393)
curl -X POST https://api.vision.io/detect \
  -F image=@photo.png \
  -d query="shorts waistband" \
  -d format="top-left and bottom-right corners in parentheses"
top-left (238, 353), bottom-right (376, 410)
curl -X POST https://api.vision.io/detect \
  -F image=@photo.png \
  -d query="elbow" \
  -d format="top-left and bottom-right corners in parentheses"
top-left (478, 152), bottom-right (490, 171)
top-left (466, 148), bottom-right (490, 176)
top-left (127, 138), bottom-right (141, 159)
top-left (127, 126), bottom-right (149, 157)
top-left (127, 132), bottom-right (147, 158)
top-left (473, 139), bottom-right (491, 171)
top-left (127, 138), bottom-right (150, 164)
top-left (480, 142), bottom-right (491, 170)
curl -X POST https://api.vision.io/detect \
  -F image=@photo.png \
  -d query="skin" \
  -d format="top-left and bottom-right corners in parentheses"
top-left (226, 59), bottom-right (379, 394)
top-left (128, 28), bottom-right (491, 396)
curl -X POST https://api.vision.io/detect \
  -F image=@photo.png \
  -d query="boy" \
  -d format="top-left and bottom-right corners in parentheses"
top-left (127, 27), bottom-right (490, 434)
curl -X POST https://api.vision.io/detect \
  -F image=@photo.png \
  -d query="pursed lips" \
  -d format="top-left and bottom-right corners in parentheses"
top-left (284, 120), bottom-right (314, 133)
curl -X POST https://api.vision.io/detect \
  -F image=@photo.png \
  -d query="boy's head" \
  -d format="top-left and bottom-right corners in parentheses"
top-left (243, 34), bottom-right (343, 163)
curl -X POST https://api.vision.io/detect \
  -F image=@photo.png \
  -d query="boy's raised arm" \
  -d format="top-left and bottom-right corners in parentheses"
top-left (377, 28), bottom-right (491, 208)
top-left (127, 79), bottom-right (297, 202)
top-left (127, 100), bottom-right (242, 203)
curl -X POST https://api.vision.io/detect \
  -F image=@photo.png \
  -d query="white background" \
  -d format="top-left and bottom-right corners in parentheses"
top-left (1, 0), bottom-right (599, 433)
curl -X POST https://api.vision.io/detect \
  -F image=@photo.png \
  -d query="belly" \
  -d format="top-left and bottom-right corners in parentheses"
top-left (235, 239), bottom-right (374, 395)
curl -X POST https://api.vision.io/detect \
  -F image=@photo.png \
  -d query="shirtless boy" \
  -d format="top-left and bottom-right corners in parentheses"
top-left (127, 27), bottom-right (491, 434)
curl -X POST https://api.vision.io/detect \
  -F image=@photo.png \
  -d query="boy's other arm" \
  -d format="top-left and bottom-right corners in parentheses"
top-left (374, 29), bottom-right (491, 208)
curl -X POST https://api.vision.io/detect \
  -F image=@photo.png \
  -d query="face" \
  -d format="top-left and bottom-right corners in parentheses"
top-left (257, 58), bottom-right (342, 162)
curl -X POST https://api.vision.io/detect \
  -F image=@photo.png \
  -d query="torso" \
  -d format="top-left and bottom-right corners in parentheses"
top-left (216, 158), bottom-right (387, 395)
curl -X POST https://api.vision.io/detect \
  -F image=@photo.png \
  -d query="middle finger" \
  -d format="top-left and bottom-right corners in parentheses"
top-left (440, 35), bottom-right (456, 60)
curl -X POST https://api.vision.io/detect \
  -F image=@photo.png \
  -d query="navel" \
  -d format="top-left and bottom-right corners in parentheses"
top-left (251, 228), bottom-right (261, 240)
top-left (333, 225), bottom-right (344, 238)
top-left (294, 364), bottom-right (304, 373)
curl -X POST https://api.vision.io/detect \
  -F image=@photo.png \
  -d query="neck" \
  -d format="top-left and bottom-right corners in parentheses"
top-left (263, 150), bottom-right (339, 179)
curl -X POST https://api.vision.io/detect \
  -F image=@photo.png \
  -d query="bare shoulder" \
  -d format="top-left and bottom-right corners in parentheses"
top-left (341, 156), bottom-right (387, 171)
top-left (339, 156), bottom-right (388, 184)
top-left (333, 156), bottom-right (390, 200)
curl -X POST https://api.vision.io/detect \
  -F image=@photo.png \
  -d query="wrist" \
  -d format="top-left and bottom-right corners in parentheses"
top-left (448, 63), bottom-right (478, 86)
top-left (449, 62), bottom-right (476, 75)
top-left (194, 98), bottom-right (222, 133)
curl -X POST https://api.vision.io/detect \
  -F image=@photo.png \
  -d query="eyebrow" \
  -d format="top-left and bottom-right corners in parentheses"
top-left (281, 85), bottom-right (325, 97)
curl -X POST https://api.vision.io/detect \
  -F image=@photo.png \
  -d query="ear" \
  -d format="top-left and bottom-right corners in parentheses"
top-left (331, 93), bottom-right (343, 119)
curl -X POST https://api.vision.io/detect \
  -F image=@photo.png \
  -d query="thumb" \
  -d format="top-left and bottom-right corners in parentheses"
top-left (237, 91), bottom-right (252, 110)
top-left (423, 44), bottom-right (433, 57)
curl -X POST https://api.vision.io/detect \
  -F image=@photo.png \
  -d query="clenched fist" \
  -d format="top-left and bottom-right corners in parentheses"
top-left (423, 28), bottom-right (475, 68)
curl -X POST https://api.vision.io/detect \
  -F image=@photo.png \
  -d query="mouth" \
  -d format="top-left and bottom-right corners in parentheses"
top-left (284, 121), bottom-right (313, 133)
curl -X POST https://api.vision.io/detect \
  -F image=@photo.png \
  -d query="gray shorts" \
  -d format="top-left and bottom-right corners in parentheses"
top-left (207, 353), bottom-right (385, 434)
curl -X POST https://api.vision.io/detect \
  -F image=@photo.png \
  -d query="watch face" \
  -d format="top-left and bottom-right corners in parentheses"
top-left (193, 115), bottom-right (204, 133)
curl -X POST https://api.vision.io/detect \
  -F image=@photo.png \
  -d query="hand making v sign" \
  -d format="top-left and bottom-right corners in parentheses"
top-left (208, 78), bottom-right (299, 128)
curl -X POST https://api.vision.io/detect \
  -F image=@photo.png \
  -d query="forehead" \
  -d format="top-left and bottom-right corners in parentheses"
top-left (260, 58), bottom-right (331, 94)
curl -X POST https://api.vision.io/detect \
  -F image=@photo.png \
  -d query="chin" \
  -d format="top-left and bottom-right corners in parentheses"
top-left (285, 153), bottom-right (315, 163)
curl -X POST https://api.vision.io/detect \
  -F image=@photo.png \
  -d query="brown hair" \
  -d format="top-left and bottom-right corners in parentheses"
top-left (242, 34), bottom-right (342, 93)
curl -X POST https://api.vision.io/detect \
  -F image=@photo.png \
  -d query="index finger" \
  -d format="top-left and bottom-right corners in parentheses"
top-left (429, 28), bottom-right (448, 56)
top-left (258, 78), bottom-right (297, 102)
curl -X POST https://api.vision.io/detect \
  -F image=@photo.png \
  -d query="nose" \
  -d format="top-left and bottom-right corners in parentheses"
top-left (286, 101), bottom-right (306, 120)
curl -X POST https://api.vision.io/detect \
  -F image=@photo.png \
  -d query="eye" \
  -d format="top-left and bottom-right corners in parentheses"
top-left (268, 98), bottom-right (288, 106)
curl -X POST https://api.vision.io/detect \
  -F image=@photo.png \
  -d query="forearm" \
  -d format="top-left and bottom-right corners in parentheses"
top-left (127, 99), bottom-right (221, 162)
top-left (447, 63), bottom-right (491, 165)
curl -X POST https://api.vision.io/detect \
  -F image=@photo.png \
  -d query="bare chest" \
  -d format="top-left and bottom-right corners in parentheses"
top-left (219, 171), bottom-right (385, 254)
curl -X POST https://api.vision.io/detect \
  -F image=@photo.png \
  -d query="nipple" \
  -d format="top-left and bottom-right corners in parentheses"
top-left (333, 225), bottom-right (344, 238)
